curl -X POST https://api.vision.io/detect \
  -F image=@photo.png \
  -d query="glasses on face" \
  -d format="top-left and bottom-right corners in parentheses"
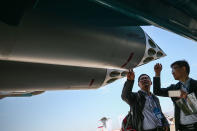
top-left (172, 65), bottom-right (181, 72)
top-left (139, 76), bottom-right (150, 81)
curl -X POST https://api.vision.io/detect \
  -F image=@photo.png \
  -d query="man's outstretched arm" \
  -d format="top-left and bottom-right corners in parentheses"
top-left (121, 69), bottom-right (136, 105)
top-left (154, 63), bottom-right (172, 97)
top-left (153, 77), bottom-right (169, 97)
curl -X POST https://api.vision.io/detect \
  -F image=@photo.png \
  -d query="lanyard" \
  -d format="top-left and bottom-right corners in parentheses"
top-left (147, 96), bottom-right (163, 120)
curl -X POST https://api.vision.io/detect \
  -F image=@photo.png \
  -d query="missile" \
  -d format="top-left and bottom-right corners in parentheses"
top-left (0, 60), bottom-right (127, 91)
top-left (0, 11), bottom-right (166, 70)
top-left (0, 91), bottom-right (45, 99)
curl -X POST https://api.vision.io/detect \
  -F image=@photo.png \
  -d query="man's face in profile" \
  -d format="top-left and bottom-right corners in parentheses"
top-left (171, 64), bottom-right (185, 80)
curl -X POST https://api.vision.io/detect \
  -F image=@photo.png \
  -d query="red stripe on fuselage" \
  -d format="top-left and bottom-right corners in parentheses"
top-left (89, 79), bottom-right (95, 87)
top-left (121, 52), bottom-right (134, 68)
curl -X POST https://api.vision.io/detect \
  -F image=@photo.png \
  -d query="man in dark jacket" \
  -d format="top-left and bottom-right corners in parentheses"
top-left (154, 60), bottom-right (197, 131)
top-left (122, 69), bottom-right (169, 131)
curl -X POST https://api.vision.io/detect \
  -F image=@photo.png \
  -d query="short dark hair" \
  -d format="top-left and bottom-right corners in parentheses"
top-left (138, 74), bottom-right (151, 82)
top-left (171, 60), bottom-right (190, 74)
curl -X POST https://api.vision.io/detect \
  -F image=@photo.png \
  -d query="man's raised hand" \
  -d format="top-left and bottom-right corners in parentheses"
top-left (154, 63), bottom-right (162, 77)
top-left (127, 69), bottom-right (135, 80)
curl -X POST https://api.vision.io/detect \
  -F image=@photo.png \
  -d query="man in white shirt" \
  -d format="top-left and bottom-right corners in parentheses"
top-left (154, 60), bottom-right (197, 131)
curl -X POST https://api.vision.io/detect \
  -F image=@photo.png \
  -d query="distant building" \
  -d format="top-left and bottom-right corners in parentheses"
top-left (97, 117), bottom-right (111, 131)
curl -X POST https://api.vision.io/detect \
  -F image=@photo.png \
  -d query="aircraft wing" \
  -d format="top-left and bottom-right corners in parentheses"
top-left (0, 0), bottom-right (196, 41)
top-left (0, 91), bottom-right (44, 99)
top-left (3, 0), bottom-right (194, 98)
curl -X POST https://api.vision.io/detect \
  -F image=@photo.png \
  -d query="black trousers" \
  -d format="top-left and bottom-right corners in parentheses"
top-left (144, 126), bottom-right (169, 131)
top-left (179, 122), bottom-right (197, 131)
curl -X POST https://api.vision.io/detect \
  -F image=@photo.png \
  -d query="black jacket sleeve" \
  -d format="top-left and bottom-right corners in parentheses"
top-left (121, 79), bottom-right (137, 106)
top-left (153, 77), bottom-right (175, 97)
top-left (189, 79), bottom-right (197, 97)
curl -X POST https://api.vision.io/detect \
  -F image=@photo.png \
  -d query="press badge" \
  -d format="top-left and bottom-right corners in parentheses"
top-left (153, 107), bottom-right (163, 119)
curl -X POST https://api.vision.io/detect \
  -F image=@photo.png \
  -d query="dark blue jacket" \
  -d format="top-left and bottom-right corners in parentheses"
top-left (153, 77), bottom-right (197, 131)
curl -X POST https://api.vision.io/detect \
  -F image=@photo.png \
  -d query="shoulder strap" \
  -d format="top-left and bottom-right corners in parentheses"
top-left (124, 111), bottom-right (132, 130)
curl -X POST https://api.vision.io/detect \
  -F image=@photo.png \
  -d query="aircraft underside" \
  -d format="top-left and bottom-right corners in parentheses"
top-left (1, 0), bottom-right (196, 99)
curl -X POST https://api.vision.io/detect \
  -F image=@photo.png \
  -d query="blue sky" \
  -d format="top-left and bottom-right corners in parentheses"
top-left (0, 26), bottom-right (197, 131)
